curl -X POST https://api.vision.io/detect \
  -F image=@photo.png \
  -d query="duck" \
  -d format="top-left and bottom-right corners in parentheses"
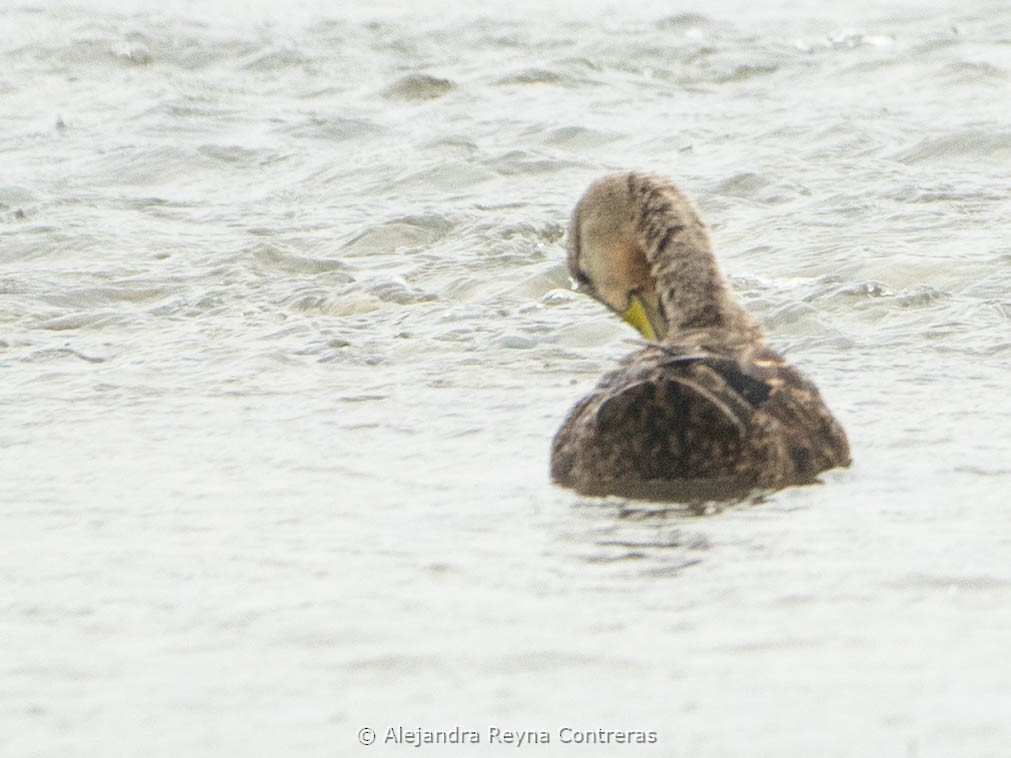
top-left (550, 172), bottom-right (850, 500)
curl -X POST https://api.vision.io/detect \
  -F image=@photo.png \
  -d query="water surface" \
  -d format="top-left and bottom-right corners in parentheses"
top-left (3, 1), bottom-right (1010, 756)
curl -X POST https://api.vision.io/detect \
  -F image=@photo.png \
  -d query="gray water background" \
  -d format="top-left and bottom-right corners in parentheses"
top-left (3, 0), bottom-right (1011, 755)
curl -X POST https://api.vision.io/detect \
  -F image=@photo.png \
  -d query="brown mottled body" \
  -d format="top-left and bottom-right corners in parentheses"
top-left (551, 173), bottom-right (850, 499)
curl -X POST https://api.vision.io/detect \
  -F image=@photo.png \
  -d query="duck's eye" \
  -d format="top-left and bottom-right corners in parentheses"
top-left (572, 269), bottom-right (593, 292)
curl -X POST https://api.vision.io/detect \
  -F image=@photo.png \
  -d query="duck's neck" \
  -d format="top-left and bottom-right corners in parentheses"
top-left (634, 182), bottom-right (762, 342)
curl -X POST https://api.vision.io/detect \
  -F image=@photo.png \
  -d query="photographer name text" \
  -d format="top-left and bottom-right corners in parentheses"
top-left (367, 726), bottom-right (659, 748)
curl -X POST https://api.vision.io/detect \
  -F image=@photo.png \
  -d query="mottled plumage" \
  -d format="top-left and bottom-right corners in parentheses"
top-left (551, 172), bottom-right (850, 499)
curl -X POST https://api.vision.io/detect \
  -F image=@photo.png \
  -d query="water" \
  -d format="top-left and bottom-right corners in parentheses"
top-left (2, 0), bottom-right (1010, 755)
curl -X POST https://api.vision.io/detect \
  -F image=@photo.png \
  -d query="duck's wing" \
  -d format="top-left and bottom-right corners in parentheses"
top-left (583, 351), bottom-right (767, 483)
top-left (596, 343), bottom-right (847, 482)
top-left (551, 343), bottom-right (849, 493)
top-left (656, 351), bottom-right (772, 407)
top-left (736, 352), bottom-right (851, 476)
top-left (669, 345), bottom-right (850, 474)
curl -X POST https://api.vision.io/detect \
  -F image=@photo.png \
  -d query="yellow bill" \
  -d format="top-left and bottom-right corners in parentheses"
top-left (620, 293), bottom-right (667, 342)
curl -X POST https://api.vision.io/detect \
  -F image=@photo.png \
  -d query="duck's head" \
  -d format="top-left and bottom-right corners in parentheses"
top-left (567, 174), bottom-right (668, 341)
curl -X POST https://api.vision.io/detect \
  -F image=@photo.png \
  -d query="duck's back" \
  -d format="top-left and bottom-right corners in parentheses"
top-left (550, 337), bottom-right (850, 498)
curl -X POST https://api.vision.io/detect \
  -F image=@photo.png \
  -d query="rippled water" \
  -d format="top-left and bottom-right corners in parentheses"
top-left (3, 0), bottom-right (1010, 756)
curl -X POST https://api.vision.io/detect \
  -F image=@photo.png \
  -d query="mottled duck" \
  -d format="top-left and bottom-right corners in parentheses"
top-left (551, 172), bottom-right (850, 500)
